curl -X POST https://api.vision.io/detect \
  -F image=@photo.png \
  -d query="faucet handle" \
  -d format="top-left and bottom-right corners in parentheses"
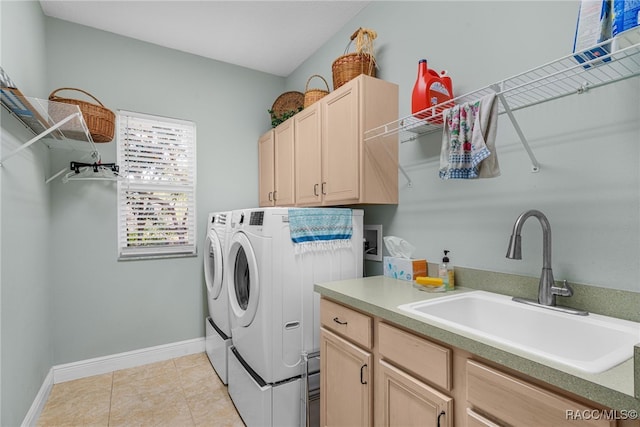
top-left (552, 280), bottom-right (573, 298)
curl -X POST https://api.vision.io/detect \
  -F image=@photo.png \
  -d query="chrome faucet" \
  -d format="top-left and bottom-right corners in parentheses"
top-left (506, 210), bottom-right (587, 315)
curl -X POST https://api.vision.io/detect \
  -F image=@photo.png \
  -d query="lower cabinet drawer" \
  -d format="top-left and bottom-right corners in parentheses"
top-left (378, 321), bottom-right (451, 391)
top-left (466, 360), bottom-right (615, 427)
top-left (320, 298), bottom-right (372, 349)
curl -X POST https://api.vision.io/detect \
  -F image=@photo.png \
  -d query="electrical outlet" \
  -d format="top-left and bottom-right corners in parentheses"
top-left (364, 224), bottom-right (382, 262)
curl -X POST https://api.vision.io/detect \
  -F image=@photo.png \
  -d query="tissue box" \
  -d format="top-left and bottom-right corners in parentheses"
top-left (383, 256), bottom-right (427, 282)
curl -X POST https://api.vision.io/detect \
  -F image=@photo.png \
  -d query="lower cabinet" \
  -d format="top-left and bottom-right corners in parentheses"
top-left (320, 328), bottom-right (372, 427)
top-left (320, 298), bottom-right (373, 426)
top-left (377, 360), bottom-right (453, 427)
top-left (319, 297), bottom-right (627, 427)
top-left (377, 321), bottom-right (453, 426)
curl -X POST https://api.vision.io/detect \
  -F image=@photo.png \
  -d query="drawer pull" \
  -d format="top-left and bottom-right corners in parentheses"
top-left (437, 410), bottom-right (445, 427)
top-left (333, 317), bottom-right (347, 325)
top-left (360, 364), bottom-right (368, 385)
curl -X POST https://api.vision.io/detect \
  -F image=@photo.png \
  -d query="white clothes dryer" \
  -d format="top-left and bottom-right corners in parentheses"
top-left (226, 207), bottom-right (363, 426)
top-left (203, 211), bottom-right (232, 384)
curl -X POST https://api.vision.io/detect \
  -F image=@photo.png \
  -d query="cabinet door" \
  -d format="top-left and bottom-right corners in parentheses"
top-left (258, 130), bottom-right (274, 207)
top-left (321, 81), bottom-right (360, 205)
top-left (274, 119), bottom-right (295, 206)
top-left (377, 360), bottom-right (453, 427)
top-left (294, 103), bottom-right (322, 206)
top-left (320, 328), bottom-right (372, 427)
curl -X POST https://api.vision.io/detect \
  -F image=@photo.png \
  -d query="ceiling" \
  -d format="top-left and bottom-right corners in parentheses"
top-left (39, 0), bottom-right (370, 77)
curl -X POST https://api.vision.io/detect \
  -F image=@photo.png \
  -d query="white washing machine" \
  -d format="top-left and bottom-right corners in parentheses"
top-left (203, 211), bottom-right (232, 384)
top-left (226, 207), bottom-right (363, 426)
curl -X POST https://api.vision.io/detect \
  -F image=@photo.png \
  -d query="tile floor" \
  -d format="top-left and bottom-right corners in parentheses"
top-left (37, 352), bottom-right (245, 426)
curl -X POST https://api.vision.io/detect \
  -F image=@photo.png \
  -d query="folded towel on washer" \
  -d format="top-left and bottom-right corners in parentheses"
top-left (289, 208), bottom-right (353, 253)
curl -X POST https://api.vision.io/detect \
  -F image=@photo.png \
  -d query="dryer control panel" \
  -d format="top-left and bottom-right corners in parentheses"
top-left (249, 211), bottom-right (264, 226)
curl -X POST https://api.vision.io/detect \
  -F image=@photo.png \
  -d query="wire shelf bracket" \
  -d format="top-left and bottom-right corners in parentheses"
top-left (0, 111), bottom-right (83, 165)
top-left (0, 95), bottom-right (110, 183)
top-left (494, 84), bottom-right (540, 173)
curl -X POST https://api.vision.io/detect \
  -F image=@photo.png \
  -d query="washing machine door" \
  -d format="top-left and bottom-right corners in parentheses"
top-left (203, 229), bottom-right (224, 299)
top-left (228, 232), bottom-right (260, 327)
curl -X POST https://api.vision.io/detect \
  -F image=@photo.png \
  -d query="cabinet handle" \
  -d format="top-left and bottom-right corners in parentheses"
top-left (360, 364), bottom-right (367, 385)
top-left (437, 410), bottom-right (446, 427)
top-left (313, 183), bottom-right (319, 196)
top-left (321, 182), bottom-right (327, 195)
top-left (268, 191), bottom-right (273, 201)
top-left (332, 317), bottom-right (347, 325)
top-left (273, 190), bottom-right (277, 201)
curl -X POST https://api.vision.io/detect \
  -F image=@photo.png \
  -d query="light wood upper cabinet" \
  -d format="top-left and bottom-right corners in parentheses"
top-left (258, 130), bottom-right (275, 206)
top-left (294, 102), bottom-right (322, 206)
top-left (259, 75), bottom-right (399, 207)
top-left (258, 121), bottom-right (295, 207)
top-left (315, 74), bottom-right (398, 206)
top-left (320, 80), bottom-right (361, 204)
top-left (273, 119), bottom-right (295, 206)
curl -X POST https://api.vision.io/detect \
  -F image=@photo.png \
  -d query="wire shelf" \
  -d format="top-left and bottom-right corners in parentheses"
top-left (0, 95), bottom-right (99, 166)
top-left (364, 41), bottom-right (640, 144)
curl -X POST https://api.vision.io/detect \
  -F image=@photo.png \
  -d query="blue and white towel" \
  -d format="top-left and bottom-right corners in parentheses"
top-left (439, 93), bottom-right (500, 180)
top-left (289, 208), bottom-right (352, 253)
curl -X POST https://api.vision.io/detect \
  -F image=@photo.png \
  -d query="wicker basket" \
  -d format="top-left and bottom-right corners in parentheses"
top-left (48, 88), bottom-right (115, 143)
top-left (269, 91), bottom-right (304, 127)
top-left (332, 28), bottom-right (377, 90)
top-left (303, 75), bottom-right (330, 108)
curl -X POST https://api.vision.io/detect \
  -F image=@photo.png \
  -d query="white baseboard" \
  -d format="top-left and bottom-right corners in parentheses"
top-left (53, 337), bottom-right (205, 383)
top-left (22, 337), bottom-right (205, 426)
top-left (21, 369), bottom-right (53, 427)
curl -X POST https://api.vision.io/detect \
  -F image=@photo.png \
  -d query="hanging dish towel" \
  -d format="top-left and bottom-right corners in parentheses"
top-left (439, 93), bottom-right (500, 179)
top-left (289, 208), bottom-right (353, 254)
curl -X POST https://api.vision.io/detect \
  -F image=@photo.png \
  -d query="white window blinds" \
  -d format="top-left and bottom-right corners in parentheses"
top-left (117, 110), bottom-right (197, 259)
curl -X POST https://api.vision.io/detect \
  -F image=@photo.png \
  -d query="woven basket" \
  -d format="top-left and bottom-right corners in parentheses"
top-left (269, 91), bottom-right (304, 127)
top-left (303, 75), bottom-right (330, 108)
top-left (332, 28), bottom-right (377, 89)
top-left (48, 88), bottom-right (115, 143)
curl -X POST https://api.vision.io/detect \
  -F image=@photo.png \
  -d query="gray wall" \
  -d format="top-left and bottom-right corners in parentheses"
top-left (288, 1), bottom-right (640, 293)
top-left (44, 17), bottom-right (284, 364)
top-left (1, 2), bottom-right (53, 425)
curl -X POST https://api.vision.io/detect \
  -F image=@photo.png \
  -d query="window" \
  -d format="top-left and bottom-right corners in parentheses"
top-left (117, 110), bottom-right (196, 259)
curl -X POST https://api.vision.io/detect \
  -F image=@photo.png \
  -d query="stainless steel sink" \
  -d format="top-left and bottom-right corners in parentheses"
top-left (398, 291), bottom-right (640, 374)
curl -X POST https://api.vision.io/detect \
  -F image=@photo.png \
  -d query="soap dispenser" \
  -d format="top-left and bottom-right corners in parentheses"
top-left (438, 250), bottom-right (455, 291)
